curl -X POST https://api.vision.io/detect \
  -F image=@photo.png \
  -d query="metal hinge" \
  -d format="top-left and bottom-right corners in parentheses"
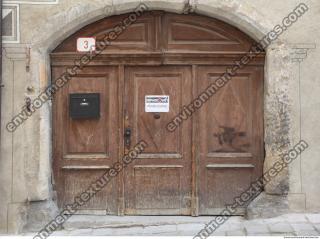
top-left (26, 47), bottom-right (31, 72)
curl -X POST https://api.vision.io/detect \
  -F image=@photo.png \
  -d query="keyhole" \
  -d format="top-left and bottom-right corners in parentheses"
top-left (154, 113), bottom-right (160, 119)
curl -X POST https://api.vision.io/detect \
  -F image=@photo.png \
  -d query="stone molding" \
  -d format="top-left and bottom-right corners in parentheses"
top-left (3, 0), bottom-right (58, 4)
top-left (2, 44), bottom-right (28, 60)
top-left (290, 43), bottom-right (316, 62)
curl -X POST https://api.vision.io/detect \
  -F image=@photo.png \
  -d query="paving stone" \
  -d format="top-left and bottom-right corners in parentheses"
top-left (263, 216), bottom-right (285, 223)
top-left (191, 228), bottom-right (226, 237)
top-left (244, 224), bottom-right (270, 234)
top-left (181, 222), bottom-right (232, 235)
top-left (176, 223), bottom-right (205, 231)
top-left (247, 232), bottom-right (272, 236)
top-left (314, 223), bottom-right (320, 232)
top-left (290, 223), bottom-right (315, 231)
top-left (91, 228), bottom-right (116, 236)
top-left (226, 230), bottom-right (246, 236)
top-left (225, 216), bottom-right (245, 223)
top-left (51, 230), bottom-right (70, 236)
top-left (270, 233), bottom-right (296, 236)
top-left (141, 225), bottom-right (177, 234)
top-left (219, 223), bottom-right (244, 232)
top-left (295, 230), bottom-right (320, 236)
top-left (211, 231), bottom-right (226, 236)
top-left (115, 226), bottom-right (146, 236)
top-left (21, 232), bottom-right (36, 236)
top-left (245, 218), bottom-right (265, 224)
top-left (68, 228), bottom-right (93, 236)
top-left (268, 222), bottom-right (293, 233)
top-left (306, 214), bottom-right (320, 224)
top-left (282, 213), bottom-right (308, 223)
top-left (177, 230), bottom-right (202, 236)
top-left (92, 225), bottom-right (177, 236)
top-left (143, 231), bottom-right (179, 236)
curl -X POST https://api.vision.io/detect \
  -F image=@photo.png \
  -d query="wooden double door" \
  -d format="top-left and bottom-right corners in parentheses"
top-left (52, 64), bottom-right (263, 215)
top-left (52, 11), bottom-right (265, 215)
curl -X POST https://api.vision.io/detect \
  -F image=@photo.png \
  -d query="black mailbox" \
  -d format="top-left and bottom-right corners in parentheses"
top-left (69, 93), bottom-right (100, 119)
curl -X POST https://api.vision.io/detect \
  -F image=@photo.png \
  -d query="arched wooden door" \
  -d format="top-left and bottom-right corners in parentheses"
top-left (51, 11), bottom-right (264, 215)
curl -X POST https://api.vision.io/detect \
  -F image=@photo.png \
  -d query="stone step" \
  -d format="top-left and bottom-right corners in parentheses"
top-left (63, 215), bottom-right (244, 230)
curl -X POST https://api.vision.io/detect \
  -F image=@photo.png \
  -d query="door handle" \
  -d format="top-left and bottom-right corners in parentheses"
top-left (124, 128), bottom-right (131, 148)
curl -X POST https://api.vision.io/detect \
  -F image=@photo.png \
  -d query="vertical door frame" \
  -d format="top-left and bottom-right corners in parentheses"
top-left (0, 0), bottom-right (3, 148)
top-left (118, 64), bottom-right (125, 215)
top-left (191, 64), bottom-right (199, 216)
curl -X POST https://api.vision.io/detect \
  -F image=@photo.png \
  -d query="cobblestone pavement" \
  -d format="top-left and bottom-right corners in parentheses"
top-left (18, 213), bottom-right (320, 236)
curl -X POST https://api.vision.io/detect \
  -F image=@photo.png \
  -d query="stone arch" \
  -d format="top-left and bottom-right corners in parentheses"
top-left (24, 0), bottom-right (294, 231)
top-left (33, 1), bottom-right (275, 53)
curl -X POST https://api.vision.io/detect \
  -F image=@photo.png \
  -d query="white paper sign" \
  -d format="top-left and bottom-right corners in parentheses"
top-left (145, 95), bottom-right (170, 112)
top-left (77, 37), bottom-right (96, 52)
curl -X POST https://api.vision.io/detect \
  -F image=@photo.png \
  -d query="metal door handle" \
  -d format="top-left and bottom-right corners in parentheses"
top-left (124, 128), bottom-right (131, 147)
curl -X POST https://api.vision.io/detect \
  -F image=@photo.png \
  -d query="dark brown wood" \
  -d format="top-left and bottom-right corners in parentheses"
top-left (51, 11), bottom-right (264, 215)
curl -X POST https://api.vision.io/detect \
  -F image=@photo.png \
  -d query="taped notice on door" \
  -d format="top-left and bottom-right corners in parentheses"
top-left (145, 95), bottom-right (169, 112)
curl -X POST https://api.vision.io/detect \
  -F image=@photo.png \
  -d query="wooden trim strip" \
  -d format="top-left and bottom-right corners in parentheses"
top-left (62, 165), bottom-right (110, 170)
top-left (63, 153), bottom-right (108, 159)
top-left (206, 164), bottom-right (255, 168)
top-left (50, 52), bottom-right (265, 66)
top-left (118, 64), bottom-right (125, 216)
top-left (50, 52), bottom-right (266, 57)
top-left (136, 153), bottom-right (182, 159)
top-left (0, 0), bottom-right (2, 150)
top-left (207, 152), bottom-right (252, 158)
top-left (191, 64), bottom-right (199, 216)
top-left (133, 165), bottom-right (183, 168)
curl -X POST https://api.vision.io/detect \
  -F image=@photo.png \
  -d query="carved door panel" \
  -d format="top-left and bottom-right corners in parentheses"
top-left (196, 66), bottom-right (264, 215)
top-left (124, 66), bottom-right (192, 215)
top-left (52, 66), bottom-right (119, 214)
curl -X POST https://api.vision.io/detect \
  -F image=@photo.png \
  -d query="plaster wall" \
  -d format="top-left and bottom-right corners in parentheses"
top-left (0, 0), bottom-right (319, 233)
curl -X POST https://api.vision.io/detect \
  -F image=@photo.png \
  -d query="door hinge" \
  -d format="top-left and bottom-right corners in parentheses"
top-left (26, 47), bottom-right (31, 72)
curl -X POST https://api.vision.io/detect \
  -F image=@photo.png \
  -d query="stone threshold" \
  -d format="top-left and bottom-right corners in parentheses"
top-left (19, 213), bottom-right (320, 236)
top-left (62, 215), bottom-right (244, 230)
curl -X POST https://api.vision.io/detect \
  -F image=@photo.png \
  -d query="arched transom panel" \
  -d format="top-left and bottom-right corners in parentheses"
top-left (53, 12), bottom-right (257, 54)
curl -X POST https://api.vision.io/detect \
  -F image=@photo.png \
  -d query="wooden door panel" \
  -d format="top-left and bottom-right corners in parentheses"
top-left (130, 71), bottom-right (183, 155)
top-left (63, 170), bottom-right (117, 212)
top-left (66, 76), bottom-right (108, 154)
top-left (53, 13), bottom-right (156, 53)
top-left (206, 75), bottom-right (252, 154)
top-left (196, 66), bottom-right (264, 215)
top-left (53, 66), bottom-right (119, 214)
top-left (134, 167), bottom-right (181, 209)
top-left (203, 167), bottom-right (253, 214)
top-left (162, 13), bottom-right (255, 53)
top-left (124, 66), bottom-right (192, 215)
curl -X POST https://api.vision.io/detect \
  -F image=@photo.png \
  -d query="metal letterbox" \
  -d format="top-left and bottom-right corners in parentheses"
top-left (69, 93), bottom-right (100, 119)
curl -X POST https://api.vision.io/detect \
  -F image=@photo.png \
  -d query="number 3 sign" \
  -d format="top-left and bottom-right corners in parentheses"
top-left (77, 37), bottom-right (96, 52)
